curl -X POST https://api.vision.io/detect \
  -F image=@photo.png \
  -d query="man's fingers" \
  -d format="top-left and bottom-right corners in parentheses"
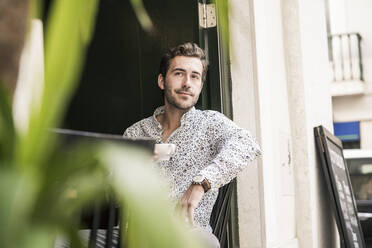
top-left (176, 198), bottom-right (188, 223)
top-left (187, 205), bottom-right (195, 227)
top-left (182, 201), bottom-right (189, 224)
top-left (175, 201), bottom-right (183, 218)
top-left (151, 152), bottom-right (159, 162)
top-left (176, 198), bottom-right (195, 227)
top-left (177, 185), bottom-right (204, 227)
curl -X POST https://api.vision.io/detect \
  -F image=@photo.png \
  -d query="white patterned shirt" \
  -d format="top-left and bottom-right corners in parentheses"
top-left (123, 106), bottom-right (261, 232)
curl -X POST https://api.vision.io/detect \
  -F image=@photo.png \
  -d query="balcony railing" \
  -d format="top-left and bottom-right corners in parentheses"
top-left (329, 33), bottom-right (364, 82)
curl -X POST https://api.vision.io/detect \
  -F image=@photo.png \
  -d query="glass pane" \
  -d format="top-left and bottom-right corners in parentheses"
top-left (346, 158), bottom-right (372, 200)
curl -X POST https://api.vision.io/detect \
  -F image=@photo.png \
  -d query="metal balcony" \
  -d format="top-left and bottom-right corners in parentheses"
top-left (329, 33), bottom-right (365, 97)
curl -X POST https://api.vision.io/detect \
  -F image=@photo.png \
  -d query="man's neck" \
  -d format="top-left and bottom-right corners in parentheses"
top-left (157, 104), bottom-right (191, 142)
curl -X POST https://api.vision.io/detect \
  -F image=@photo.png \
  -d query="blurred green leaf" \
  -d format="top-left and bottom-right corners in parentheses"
top-left (129, 0), bottom-right (154, 32)
top-left (100, 144), bottom-right (203, 248)
top-left (80, 0), bottom-right (100, 44)
top-left (0, 83), bottom-right (15, 162)
top-left (16, 0), bottom-right (100, 173)
top-left (214, 0), bottom-right (230, 47)
top-left (0, 168), bottom-right (38, 247)
top-left (29, 0), bottom-right (43, 20)
top-left (21, 226), bottom-right (56, 248)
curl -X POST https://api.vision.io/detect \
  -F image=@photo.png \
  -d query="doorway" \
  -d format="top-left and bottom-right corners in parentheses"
top-left (62, 0), bottom-right (224, 135)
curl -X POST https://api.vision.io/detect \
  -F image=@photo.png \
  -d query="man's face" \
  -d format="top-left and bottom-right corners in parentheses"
top-left (158, 56), bottom-right (203, 110)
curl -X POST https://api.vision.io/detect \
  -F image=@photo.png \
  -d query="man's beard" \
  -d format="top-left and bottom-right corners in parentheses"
top-left (163, 80), bottom-right (200, 110)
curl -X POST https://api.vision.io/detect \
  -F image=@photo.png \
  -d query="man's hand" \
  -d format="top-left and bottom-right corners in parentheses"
top-left (177, 184), bottom-right (205, 227)
top-left (151, 151), bottom-right (159, 162)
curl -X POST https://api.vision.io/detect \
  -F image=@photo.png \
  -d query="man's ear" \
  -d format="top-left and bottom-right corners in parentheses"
top-left (158, 74), bottom-right (165, 90)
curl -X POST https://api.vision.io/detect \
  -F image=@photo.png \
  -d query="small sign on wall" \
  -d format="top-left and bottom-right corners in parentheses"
top-left (314, 126), bottom-right (365, 248)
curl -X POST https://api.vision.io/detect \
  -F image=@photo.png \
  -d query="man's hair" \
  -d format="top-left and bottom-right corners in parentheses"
top-left (158, 42), bottom-right (208, 82)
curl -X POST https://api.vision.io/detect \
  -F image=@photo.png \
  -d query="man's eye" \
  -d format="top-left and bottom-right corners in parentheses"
top-left (175, 72), bottom-right (182, 76)
top-left (192, 74), bottom-right (200, 80)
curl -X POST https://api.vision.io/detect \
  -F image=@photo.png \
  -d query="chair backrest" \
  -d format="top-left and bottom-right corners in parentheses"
top-left (210, 181), bottom-right (234, 248)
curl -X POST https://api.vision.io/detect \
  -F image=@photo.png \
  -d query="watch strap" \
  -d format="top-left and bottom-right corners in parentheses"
top-left (192, 178), bottom-right (211, 193)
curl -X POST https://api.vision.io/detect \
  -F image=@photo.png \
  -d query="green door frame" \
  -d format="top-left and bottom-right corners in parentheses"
top-left (198, 1), bottom-right (239, 247)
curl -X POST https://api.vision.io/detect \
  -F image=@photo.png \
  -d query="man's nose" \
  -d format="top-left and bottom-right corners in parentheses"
top-left (182, 75), bottom-right (191, 88)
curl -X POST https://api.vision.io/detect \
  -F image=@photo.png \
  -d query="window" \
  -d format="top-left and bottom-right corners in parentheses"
top-left (346, 158), bottom-right (372, 200)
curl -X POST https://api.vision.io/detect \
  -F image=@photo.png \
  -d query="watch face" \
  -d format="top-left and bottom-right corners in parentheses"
top-left (193, 175), bottom-right (204, 183)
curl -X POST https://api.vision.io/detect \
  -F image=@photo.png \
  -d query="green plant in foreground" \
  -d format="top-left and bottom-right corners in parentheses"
top-left (0, 0), bottom-right (202, 247)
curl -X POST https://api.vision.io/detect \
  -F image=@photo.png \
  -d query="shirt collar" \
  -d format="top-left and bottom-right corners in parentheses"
top-left (153, 106), bottom-right (166, 118)
top-left (180, 106), bottom-right (196, 124)
top-left (152, 105), bottom-right (196, 127)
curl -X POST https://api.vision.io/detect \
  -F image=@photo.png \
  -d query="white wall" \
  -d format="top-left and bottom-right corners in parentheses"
top-left (230, 0), bottom-right (297, 245)
top-left (230, 0), bottom-right (337, 247)
top-left (253, 0), bottom-right (297, 246)
top-left (229, 0), bottom-right (264, 246)
top-left (281, 0), bottom-right (336, 247)
top-left (361, 120), bottom-right (372, 149)
top-left (328, 0), bottom-right (347, 34)
top-left (333, 94), bottom-right (372, 122)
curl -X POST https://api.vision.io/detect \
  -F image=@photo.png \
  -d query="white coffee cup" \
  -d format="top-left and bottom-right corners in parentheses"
top-left (154, 143), bottom-right (177, 161)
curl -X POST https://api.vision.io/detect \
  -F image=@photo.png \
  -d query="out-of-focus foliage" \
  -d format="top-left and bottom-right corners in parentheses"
top-left (129, 0), bottom-right (154, 32)
top-left (0, 0), bottom-right (201, 247)
top-left (214, 0), bottom-right (230, 46)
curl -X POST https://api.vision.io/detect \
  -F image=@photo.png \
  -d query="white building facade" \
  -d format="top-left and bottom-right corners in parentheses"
top-left (329, 0), bottom-right (372, 149)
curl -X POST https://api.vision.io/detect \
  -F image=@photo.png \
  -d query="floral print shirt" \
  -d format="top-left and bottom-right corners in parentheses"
top-left (123, 106), bottom-right (261, 232)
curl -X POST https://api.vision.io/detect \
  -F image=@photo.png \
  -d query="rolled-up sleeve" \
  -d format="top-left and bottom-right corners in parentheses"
top-left (123, 128), bottom-right (133, 138)
top-left (198, 115), bottom-right (261, 190)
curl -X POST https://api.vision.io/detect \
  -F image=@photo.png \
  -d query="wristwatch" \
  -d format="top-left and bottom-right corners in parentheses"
top-left (192, 175), bottom-right (211, 193)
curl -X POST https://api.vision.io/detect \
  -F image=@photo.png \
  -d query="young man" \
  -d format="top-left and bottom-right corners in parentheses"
top-left (123, 42), bottom-right (261, 247)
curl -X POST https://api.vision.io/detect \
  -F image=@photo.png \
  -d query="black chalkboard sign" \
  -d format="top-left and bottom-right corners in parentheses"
top-left (314, 126), bottom-right (365, 248)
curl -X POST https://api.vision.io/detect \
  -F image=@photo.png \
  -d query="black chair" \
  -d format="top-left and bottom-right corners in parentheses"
top-left (211, 182), bottom-right (235, 248)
